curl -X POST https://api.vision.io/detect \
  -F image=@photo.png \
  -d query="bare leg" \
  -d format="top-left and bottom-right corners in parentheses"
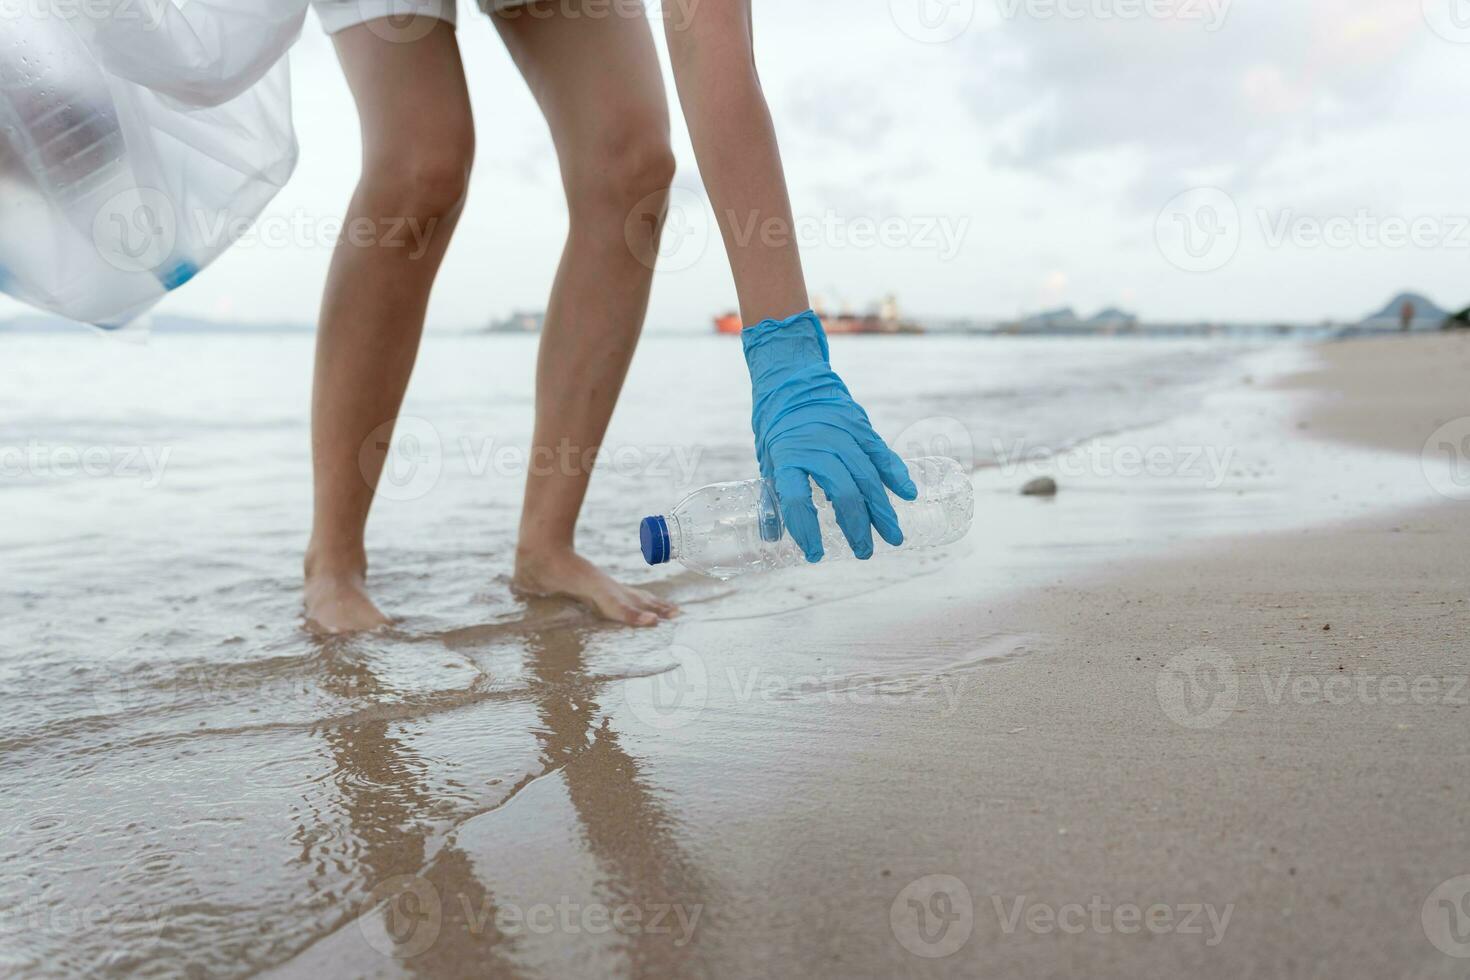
top-left (663, 2), bottom-right (809, 325)
top-left (304, 19), bottom-right (474, 633)
top-left (493, 1), bottom-right (678, 627)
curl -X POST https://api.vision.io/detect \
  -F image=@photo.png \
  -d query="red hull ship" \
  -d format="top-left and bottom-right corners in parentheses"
top-left (714, 297), bottom-right (921, 335)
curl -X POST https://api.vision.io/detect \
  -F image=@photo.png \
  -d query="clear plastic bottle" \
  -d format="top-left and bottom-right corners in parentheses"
top-left (2, 16), bottom-right (130, 221)
top-left (640, 456), bottom-right (973, 579)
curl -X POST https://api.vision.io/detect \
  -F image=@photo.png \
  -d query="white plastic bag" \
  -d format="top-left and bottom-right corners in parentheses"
top-left (0, 0), bottom-right (308, 328)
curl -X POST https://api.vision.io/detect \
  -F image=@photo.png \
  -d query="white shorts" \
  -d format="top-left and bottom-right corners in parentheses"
top-left (314, 0), bottom-right (532, 35)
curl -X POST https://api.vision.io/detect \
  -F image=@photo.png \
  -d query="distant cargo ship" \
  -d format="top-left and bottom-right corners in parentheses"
top-left (485, 311), bottom-right (544, 333)
top-left (715, 296), bottom-right (922, 335)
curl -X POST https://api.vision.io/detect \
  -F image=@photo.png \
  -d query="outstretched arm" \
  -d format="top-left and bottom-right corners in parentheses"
top-left (663, 3), bottom-right (916, 563)
top-left (662, 1), bottom-right (806, 326)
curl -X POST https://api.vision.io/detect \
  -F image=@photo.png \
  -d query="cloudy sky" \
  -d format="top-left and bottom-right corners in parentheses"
top-left (8, 0), bottom-right (1468, 330)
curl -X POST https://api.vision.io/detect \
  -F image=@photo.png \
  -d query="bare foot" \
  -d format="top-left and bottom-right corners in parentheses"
top-left (303, 558), bottom-right (391, 634)
top-left (512, 548), bottom-right (678, 627)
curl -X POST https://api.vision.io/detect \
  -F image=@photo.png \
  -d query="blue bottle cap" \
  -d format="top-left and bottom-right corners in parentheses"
top-left (158, 259), bottom-right (199, 291)
top-left (640, 515), bottom-right (671, 565)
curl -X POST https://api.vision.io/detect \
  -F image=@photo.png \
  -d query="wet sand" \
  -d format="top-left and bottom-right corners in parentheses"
top-left (691, 333), bottom-right (1470, 979)
top-left (275, 333), bottom-right (1470, 978)
top-left (2, 334), bottom-right (1284, 978)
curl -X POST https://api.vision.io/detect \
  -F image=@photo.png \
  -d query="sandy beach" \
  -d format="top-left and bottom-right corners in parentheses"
top-left (3, 331), bottom-right (1467, 978)
top-left (721, 333), bottom-right (1470, 979)
top-left (246, 333), bottom-right (1466, 978)
top-left (8, 3), bottom-right (1470, 976)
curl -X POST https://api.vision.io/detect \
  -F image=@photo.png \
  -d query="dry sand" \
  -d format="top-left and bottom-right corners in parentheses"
top-left (281, 333), bottom-right (1470, 979)
top-left (723, 333), bottom-right (1470, 979)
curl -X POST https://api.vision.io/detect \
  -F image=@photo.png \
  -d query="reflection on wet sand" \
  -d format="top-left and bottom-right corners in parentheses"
top-left (522, 627), bottom-right (707, 977)
top-left (4, 333), bottom-right (1289, 978)
top-left (312, 646), bottom-right (525, 977)
top-left (313, 621), bottom-right (707, 977)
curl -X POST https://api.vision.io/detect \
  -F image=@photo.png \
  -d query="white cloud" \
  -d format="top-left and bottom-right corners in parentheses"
top-left (964, 0), bottom-right (1427, 204)
top-left (3, 0), bottom-right (1469, 328)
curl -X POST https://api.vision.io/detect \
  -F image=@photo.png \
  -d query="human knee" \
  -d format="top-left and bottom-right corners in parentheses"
top-left (361, 134), bottom-right (475, 220)
top-left (567, 126), bottom-right (675, 222)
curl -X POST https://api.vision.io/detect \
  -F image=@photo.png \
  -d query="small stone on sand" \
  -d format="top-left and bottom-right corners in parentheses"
top-left (1022, 476), bottom-right (1058, 496)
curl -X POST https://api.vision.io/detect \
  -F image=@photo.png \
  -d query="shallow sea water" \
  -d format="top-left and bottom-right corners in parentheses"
top-left (0, 330), bottom-right (1273, 976)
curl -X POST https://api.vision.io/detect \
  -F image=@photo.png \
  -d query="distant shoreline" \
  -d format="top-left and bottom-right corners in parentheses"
top-left (3, 318), bottom-right (1462, 340)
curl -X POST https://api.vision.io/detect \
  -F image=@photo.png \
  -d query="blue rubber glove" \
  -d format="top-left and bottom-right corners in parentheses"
top-left (742, 309), bottom-right (918, 562)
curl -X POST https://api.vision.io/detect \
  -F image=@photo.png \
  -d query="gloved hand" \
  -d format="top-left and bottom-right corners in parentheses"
top-left (743, 309), bottom-right (917, 562)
